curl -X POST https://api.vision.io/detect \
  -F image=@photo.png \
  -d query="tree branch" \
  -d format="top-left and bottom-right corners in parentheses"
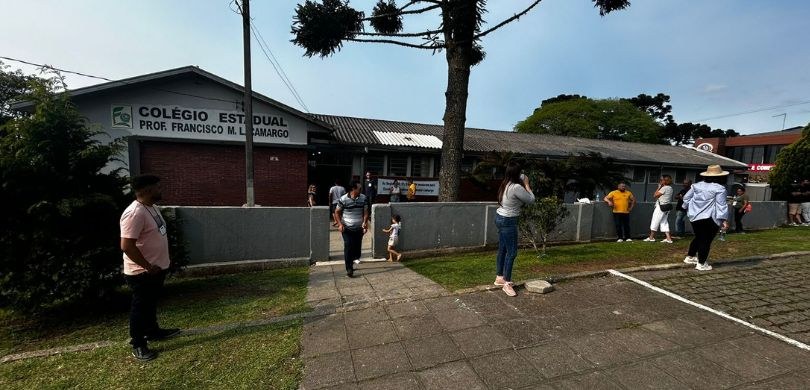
top-left (355, 28), bottom-right (443, 38)
top-left (346, 37), bottom-right (444, 50)
top-left (474, 0), bottom-right (544, 40)
top-left (360, 3), bottom-right (442, 21)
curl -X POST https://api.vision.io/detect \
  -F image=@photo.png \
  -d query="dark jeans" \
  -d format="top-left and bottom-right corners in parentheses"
top-left (495, 214), bottom-right (518, 282)
top-left (688, 218), bottom-right (720, 264)
top-left (613, 213), bottom-right (631, 240)
top-left (342, 228), bottom-right (364, 272)
top-left (675, 210), bottom-right (687, 236)
top-left (734, 208), bottom-right (745, 233)
top-left (125, 271), bottom-right (167, 348)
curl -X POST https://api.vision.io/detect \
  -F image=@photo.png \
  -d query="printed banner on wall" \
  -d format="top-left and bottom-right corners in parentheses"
top-left (377, 178), bottom-right (439, 196)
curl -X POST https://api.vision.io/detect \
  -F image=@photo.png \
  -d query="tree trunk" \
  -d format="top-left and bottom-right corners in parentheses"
top-left (438, 1), bottom-right (476, 202)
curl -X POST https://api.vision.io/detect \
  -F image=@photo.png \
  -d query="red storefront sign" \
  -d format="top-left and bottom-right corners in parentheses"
top-left (748, 164), bottom-right (775, 172)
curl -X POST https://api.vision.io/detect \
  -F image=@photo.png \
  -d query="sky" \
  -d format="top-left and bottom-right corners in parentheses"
top-left (1, 0), bottom-right (809, 135)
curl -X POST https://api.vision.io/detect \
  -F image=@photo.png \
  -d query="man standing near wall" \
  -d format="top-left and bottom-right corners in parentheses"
top-left (328, 179), bottom-right (346, 227)
top-left (364, 171), bottom-right (377, 206)
top-left (674, 179), bottom-right (692, 238)
top-left (604, 182), bottom-right (636, 242)
top-left (120, 175), bottom-right (180, 361)
top-left (335, 180), bottom-right (369, 277)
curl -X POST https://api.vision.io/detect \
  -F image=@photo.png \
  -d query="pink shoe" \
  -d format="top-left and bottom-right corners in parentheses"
top-left (494, 276), bottom-right (506, 286)
top-left (502, 282), bottom-right (517, 297)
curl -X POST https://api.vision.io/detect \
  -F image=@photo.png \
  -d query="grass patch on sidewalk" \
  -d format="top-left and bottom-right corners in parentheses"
top-left (1, 266), bottom-right (309, 356)
top-left (405, 227), bottom-right (810, 291)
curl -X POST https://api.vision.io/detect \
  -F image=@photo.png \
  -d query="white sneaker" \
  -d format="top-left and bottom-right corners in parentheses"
top-left (695, 263), bottom-right (713, 271)
top-left (643, 237), bottom-right (656, 242)
top-left (616, 239), bottom-right (624, 243)
top-left (661, 239), bottom-right (673, 244)
top-left (683, 256), bottom-right (698, 264)
top-left (625, 238), bottom-right (633, 242)
top-left (353, 259), bottom-right (361, 265)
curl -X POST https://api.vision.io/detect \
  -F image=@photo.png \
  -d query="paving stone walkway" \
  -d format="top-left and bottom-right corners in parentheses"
top-left (637, 255), bottom-right (810, 344)
top-left (300, 259), bottom-right (810, 389)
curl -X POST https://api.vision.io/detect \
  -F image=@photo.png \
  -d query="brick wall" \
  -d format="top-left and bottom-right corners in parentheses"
top-left (139, 141), bottom-right (307, 206)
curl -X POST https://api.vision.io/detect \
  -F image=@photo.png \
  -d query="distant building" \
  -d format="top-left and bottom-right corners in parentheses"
top-left (694, 127), bottom-right (803, 184)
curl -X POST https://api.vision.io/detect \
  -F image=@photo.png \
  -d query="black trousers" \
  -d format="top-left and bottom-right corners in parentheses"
top-left (734, 208), bottom-right (745, 232)
top-left (688, 218), bottom-right (720, 264)
top-left (342, 228), bottom-right (364, 272)
top-left (613, 213), bottom-right (631, 240)
top-left (125, 271), bottom-right (166, 347)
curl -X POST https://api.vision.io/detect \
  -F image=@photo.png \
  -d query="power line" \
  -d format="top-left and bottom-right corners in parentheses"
top-left (249, 22), bottom-right (310, 112)
top-left (0, 55), bottom-right (239, 105)
top-left (688, 99), bottom-right (810, 123)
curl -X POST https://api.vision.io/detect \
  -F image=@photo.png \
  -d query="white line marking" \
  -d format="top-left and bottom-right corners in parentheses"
top-left (608, 269), bottom-right (810, 351)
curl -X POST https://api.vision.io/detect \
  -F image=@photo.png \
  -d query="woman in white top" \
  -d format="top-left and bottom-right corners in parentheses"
top-left (682, 165), bottom-right (730, 271)
top-left (389, 180), bottom-right (401, 203)
top-left (644, 175), bottom-right (674, 243)
top-left (494, 161), bottom-right (535, 297)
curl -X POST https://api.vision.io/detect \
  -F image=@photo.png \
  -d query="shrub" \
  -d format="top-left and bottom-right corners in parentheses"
top-left (769, 124), bottom-right (810, 199)
top-left (0, 75), bottom-right (129, 311)
top-left (519, 196), bottom-right (570, 257)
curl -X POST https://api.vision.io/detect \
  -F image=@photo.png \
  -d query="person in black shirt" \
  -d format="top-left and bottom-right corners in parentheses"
top-left (674, 179), bottom-right (692, 238)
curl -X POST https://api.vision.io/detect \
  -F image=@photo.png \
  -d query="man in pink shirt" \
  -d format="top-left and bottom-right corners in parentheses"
top-left (120, 175), bottom-right (179, 361)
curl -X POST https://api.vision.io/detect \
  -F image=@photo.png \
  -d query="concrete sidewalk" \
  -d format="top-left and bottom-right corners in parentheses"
top-left (300, 261), bottom-right (810, 389)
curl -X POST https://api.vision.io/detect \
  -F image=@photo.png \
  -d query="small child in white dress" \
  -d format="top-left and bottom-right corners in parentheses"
top-left (382, 214), bottom-right (402, 262)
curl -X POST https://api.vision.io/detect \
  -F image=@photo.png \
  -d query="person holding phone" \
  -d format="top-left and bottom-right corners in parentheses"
top-left (644, 175), bottom-right (674, 243)
top-left (493, 162), bottom-right (535, 297)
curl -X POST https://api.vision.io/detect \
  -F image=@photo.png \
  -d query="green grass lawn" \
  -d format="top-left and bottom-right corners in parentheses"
top-left (0, 266), bottom-right (309, 389)
top-left (406, 227), bottom-right (810, 291)
top-left (0, 321), bottom-right (302, 389)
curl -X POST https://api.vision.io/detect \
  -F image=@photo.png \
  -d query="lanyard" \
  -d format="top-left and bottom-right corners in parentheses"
top-left (138, 202), bottom-right (165, 229)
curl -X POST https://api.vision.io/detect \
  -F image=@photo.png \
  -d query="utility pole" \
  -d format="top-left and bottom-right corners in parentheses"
top-left (241, 0), bottom-right (255, 206)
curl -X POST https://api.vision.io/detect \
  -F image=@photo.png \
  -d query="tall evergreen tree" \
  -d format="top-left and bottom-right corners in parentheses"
top-left (289, 0), bottom-right (631, 201)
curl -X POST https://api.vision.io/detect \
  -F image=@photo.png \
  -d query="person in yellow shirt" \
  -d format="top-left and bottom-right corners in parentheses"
top-left (604, 182), bottom-right (636, 242)
top-left (406, 178), bottom-right (416, 202)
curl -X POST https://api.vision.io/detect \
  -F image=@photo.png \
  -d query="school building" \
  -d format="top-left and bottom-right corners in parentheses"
top-left (15, 66), bottom-right (747, 206)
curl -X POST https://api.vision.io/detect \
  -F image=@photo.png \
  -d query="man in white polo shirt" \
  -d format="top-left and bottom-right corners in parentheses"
top-left (120, 175), bottom-right (179, 361)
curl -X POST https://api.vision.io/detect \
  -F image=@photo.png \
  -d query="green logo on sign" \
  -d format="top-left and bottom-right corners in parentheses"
top-left (111, 105), bottom-right (132, 128)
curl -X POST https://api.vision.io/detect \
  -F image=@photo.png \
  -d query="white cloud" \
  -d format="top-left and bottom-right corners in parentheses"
top-left (703, 84), bottom-right (729, 94)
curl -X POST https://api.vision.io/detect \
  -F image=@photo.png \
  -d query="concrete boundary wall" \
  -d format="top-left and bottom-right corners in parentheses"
top-left (171, 206), bottom-right (330, 266)
top-left (372, 202), bottom-right (788, 258)
top-left (165, 202), bottom-right (785, 265)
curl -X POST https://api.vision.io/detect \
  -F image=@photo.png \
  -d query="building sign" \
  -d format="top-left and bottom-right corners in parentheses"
top-left (696, 143), bottom-right (714, 152)
top-left (377, 178), bottom-right (440, 196)
top-left (748, 164), bottom-right (775, 172)
top-left (110, 104), bottom-right (303, 145)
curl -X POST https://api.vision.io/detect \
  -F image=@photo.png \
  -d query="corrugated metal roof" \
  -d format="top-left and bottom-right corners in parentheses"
top-left (373, 131), bottom-right (443, 149)
top-left (313, 114), bottom-right (749, 169)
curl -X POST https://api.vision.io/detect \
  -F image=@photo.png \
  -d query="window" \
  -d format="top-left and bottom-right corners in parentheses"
top-left (460, 156), bottom-right (476, 174)
top-left (730, 147), bottom-right (743, 161)
top-left (766, 145), bottom-right (785, 163)
top-left (365, 155), bottom-right (384, 175)
top-left (410, 156), bottom-right (433, 177)
top-left (676, 169), bottom-right (687, 183)
top-left (632, 167), bottom-right (646, 183)
top-left (741, 147), bottom-right (753, 163)
top-left (388, 156), bottom-right (408, 176)
top-left (752, 146), bottom-right (765, 164)
top-left (648, 168), bottom-right (661, 183)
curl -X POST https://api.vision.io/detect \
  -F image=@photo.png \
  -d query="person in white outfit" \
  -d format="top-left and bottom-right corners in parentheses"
top-left (645, 175), bottom-right (674, 243)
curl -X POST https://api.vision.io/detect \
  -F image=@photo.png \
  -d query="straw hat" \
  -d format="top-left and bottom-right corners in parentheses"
top-left (699, 164), bottom-right (729, 177)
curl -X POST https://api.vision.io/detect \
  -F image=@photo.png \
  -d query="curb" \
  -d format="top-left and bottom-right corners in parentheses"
top-left (453, 250), bottom-right (810, 295)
